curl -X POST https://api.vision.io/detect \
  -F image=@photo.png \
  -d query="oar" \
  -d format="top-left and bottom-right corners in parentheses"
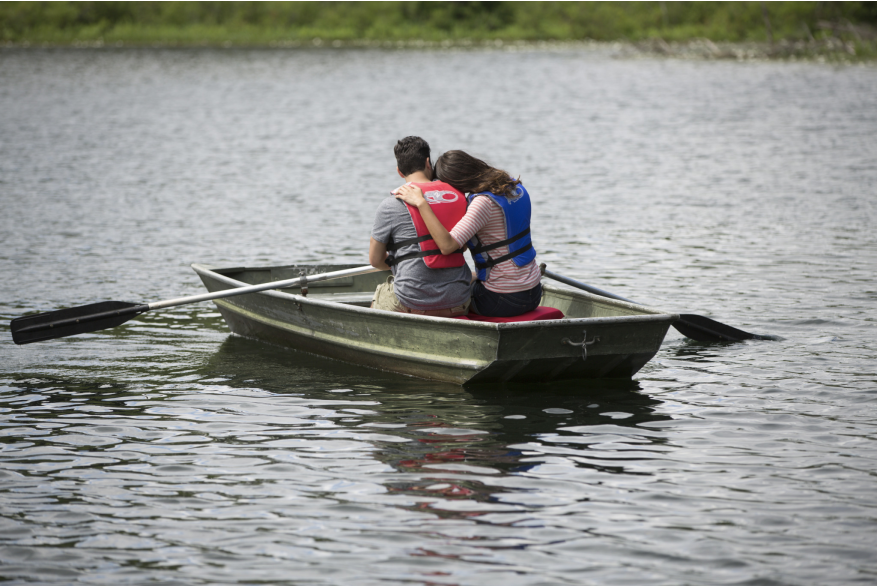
top-left (540, 265), bottom-right (770, 342)
top-left (11, 265), bottom-right (381, 345)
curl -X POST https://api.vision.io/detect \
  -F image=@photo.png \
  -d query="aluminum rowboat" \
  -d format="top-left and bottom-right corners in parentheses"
top-left (192, 263), bottom-right (678, 385)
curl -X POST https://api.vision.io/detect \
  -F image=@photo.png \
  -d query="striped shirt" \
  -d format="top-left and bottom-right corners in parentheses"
top-left (449, 195), bottom-right (541, 294)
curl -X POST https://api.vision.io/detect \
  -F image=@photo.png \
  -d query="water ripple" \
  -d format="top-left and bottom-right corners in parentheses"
top-left (1, 47), bottom-right (876, 585)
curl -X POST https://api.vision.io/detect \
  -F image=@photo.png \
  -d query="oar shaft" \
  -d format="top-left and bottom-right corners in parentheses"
top-left (541, 267), bottom-right (635, 304)
top-left (539, 264), bottom-right (765, 343)
top-left (11, 265), bottom-right (382, 345)
top-left (148, 265), bottom-right (380, 311)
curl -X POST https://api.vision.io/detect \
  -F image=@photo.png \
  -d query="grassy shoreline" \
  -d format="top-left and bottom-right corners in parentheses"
top-left (2, 2), bottom-right (875, 60)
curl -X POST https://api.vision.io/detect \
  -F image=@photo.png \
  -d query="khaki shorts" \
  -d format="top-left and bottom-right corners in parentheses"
top-left (372, 276), bottom-right (470, 317)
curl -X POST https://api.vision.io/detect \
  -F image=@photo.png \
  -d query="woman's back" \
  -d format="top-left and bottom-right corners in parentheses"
top-left (449, 195), bottom-right (541, 293)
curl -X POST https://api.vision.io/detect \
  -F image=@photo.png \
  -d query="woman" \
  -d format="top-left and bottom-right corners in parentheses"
top-left (394, 150), bottom-right (542, 317)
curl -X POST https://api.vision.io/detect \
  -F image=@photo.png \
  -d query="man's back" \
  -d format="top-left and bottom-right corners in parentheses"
top-left (372, 196), bottom-right (472, 312)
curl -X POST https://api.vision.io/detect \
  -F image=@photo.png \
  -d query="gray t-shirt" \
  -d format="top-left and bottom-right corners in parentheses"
top-left (371, 197), bottom-right (472, 311)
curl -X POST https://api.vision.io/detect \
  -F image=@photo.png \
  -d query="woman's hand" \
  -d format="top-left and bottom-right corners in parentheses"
top-left (394, 184), bottom-right (427, 208)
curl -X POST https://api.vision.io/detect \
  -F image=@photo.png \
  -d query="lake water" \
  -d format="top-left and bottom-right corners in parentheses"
top-left (1, 46), bottom-right (876, 585)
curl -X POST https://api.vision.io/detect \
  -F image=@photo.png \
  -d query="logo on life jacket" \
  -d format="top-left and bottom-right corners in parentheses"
top-left (386, 181), bottom-right (467, 269)
top-left (424, 190), bottom-right (459, 204)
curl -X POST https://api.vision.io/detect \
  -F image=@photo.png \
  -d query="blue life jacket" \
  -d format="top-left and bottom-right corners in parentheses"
top-left (467, 183), bottom-right (537, 282)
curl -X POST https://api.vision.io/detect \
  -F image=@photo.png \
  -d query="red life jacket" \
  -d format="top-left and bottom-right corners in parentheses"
top-left (386, 181), bottom-right (467, 269)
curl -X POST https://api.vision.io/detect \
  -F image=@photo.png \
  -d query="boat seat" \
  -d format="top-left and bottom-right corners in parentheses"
top-left (304, 292), bottom-right (374, 307)
top-left (454, 306), bottom-right (565, 323)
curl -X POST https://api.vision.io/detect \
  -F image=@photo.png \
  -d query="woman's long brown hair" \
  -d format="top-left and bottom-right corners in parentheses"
top-left (434, 150), bottom-right (521, 198)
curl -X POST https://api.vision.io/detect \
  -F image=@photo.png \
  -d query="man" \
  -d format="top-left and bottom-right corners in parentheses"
top-left (369, 136), bottom-right (472, 317)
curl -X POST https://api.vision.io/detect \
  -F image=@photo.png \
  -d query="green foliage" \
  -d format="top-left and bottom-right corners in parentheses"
top-left (856, 1), bottom-right (877, 23)
top-left (1, 1), bottom-right (875, 48)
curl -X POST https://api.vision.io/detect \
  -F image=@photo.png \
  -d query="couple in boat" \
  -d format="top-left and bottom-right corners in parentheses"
top-left (369, 136), bottom-right (541, 319)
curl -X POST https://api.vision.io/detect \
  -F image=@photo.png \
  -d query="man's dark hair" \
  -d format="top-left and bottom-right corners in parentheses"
top-left (394, 136), bottom-right (431, 176)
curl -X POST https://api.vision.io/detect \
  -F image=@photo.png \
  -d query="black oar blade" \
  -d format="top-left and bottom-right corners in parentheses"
top-left (673, 313), bottom-right (758, 343)
top-left (11, 301), bottom-right (149, 345)
top-left (539, 267), bottom-right (776, 344)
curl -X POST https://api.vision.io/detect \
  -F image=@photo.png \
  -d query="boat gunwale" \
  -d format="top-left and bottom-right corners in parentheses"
top-left (191, 263), bottom-right (680, 328)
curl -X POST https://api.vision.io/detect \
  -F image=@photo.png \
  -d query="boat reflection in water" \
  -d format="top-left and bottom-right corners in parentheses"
top-left (201, 336), bottom-right (673, 523)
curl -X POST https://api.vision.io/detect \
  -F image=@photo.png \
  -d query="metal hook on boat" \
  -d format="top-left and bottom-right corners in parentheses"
top-left (561, 330), bottom-right (600, 361)
top-left (299, 270), bottom-right (308, 297)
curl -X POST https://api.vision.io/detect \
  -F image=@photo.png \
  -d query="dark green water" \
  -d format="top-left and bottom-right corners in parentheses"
top-left (1, 47), bottom-right (876, 584)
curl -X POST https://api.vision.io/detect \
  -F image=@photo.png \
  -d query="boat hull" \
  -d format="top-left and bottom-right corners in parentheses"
top-left (192, 263), bottom-right (677, 385)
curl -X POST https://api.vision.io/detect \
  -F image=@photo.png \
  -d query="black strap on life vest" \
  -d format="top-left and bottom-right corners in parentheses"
top-left (385, 236), bottom-right (464, 267)
top-left (469, 227), bottom-right (531, 254)
top-left (386, 247), bottom-right (466, 267)
top-left (386, 248), bottom-right (441, 267)
top-left (470, 227), bottom-right (533, 270)
top-left (386, 235), bottom-right (431, 252)
top-left (473, 242), bottom-right (534, 269)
